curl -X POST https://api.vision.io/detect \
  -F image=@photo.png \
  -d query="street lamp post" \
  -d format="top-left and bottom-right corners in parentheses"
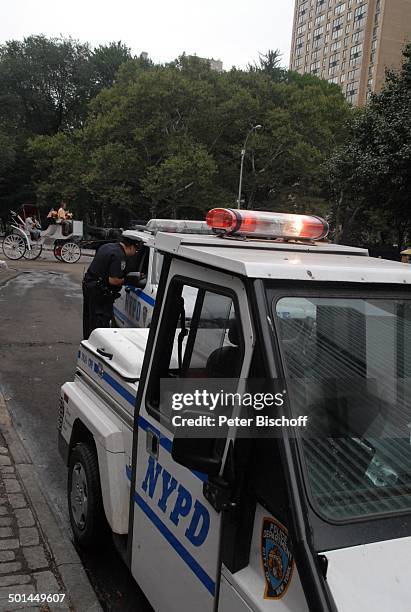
top-left (237, 124), bottom-right (262, 210)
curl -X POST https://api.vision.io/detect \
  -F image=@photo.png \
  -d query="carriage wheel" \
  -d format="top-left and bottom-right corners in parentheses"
top-left (61, 242), bottom-right (81, 264)
top-left (23, 241), bottom-right (43, 260)
top-left (53, 244), bottom-right (63, 261)
top-left (2, 234), bottom-right (26, 260)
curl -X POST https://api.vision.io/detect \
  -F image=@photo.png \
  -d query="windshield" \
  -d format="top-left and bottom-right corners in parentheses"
top-left (274, 295), bottom-right (411, 522)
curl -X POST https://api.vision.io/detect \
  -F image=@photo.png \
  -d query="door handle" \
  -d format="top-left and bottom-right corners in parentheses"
top-left (146, 430), bottom-right (159, 459)
top-left (97, 347), bottom-right (113, 360)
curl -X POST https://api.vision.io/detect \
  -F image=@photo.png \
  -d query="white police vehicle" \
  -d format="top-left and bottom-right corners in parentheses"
top-left (114, 219), bottom-right (212, 328)
top-left (59, 209), bottom-right (411, 612)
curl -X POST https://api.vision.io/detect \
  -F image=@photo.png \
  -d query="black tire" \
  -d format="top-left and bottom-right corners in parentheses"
top-left (67, 443), bottom-right (106, 548)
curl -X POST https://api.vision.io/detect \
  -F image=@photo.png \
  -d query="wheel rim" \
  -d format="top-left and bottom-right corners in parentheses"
top-left (2, 235), bottom-right (26, 260)
top-left (70, 462), bottom-right (88, 531)
top-left (61, 242), bottom-right (81, 263)
top-left (24, 242), bottom-right (42, 260)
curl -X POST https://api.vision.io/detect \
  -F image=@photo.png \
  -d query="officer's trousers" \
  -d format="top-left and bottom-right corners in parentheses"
top-left (82, 283), bottom-right (114, 340)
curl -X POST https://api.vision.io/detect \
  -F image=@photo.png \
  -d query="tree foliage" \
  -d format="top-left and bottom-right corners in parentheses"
top-left (327, 44), bottom-right (411, 248)
top-left (0, 35), bottom-right (133, 215)
top-left (27, 52), bottom-right (350, 225)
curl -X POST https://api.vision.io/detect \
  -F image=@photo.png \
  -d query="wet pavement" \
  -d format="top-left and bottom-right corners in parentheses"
top-left (0, 257), bottom-right (152, 611)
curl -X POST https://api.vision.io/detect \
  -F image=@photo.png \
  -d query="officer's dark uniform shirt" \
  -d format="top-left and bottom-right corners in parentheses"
top-left (82, 242), bottom-right (128, 339)
top-left (84, 242), bottom-right (127, 287)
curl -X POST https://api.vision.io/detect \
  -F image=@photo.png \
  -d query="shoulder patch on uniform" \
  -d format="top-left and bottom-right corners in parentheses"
top-left (261, 516), bottom-right (294, 599)
top-left (121, 260), bottom-right (126, 271)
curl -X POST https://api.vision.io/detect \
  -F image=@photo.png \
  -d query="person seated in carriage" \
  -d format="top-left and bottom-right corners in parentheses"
top-left (25, 215), bottom-right (42, 241)
top-left (57, 200), bottom-right (73, 236)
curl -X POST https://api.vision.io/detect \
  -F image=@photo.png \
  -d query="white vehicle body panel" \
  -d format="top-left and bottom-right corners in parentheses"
top-left (131, 259), bottom-right (255, 612)
top-left (154, 233), bottom-right (411, 284)
top-left (219, 504), bottom-right (308, 612)
top-left (325, 536), bottom-right (411, 612)
top-left (60, 380), bottom-right (130, 532)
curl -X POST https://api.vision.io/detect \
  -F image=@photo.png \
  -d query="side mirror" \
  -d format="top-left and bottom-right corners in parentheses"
top-left (171, 435), bottom-right (224, 477)
top-left (125, 272), bottom-right (146, 289)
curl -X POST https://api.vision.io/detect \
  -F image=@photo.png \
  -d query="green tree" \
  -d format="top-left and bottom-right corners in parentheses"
top-left (0, 35), bottom-right (134, 216)
top-left (327, 44), bottom-right (411, 248)
top-left (91, 42), bottom-right (133, 90)
top-left (247, 49), bottom-right (286, 82)
top-left (28, 54), bottom-right (350, 224)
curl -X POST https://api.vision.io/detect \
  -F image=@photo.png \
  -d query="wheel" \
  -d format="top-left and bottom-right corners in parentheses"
top-left (23, 241), bottom-right (43, 260)
top-left (53, 244), bottom-right (62, 261)
top-left (68, 443), bottom-right (106, 547)
top-left (2, 234), bottom-right (26, 260)
top-left (61, 242), bottom-right (81, 263)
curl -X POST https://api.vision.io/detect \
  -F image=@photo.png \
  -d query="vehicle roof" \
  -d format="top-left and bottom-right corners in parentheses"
top-left (122, 229), bottom-right (154, 246)
top-left (154, 233), bottom-right (411, 285)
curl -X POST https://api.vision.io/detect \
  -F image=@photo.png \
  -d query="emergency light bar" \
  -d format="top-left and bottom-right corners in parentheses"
top-left (206, 208), bottom-right (329, 241)
top-left (145, 219), bottom-right (213, 235)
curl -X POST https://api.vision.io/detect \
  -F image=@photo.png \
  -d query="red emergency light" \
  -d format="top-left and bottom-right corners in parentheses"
top-left (206, 208), bottom-right (329, 241)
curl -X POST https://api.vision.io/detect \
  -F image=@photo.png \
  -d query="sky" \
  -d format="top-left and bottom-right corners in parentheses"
top-left (0, 0), bottom-right (295, 69)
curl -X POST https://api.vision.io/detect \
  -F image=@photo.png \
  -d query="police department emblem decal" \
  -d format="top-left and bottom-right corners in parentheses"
top-left (121, 261), bottom-right (126, 271)
top-left (261, 517), bottom-right (294, 599)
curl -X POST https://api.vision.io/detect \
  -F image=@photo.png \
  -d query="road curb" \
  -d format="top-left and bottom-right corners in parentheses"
top-left (0, 390), bottom-right (102, 612)
top-left (0, 265), bottom-right (21, 287)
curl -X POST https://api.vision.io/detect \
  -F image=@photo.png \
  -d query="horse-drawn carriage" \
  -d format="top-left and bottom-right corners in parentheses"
top-left (2, 205), bottom-right (83, 264)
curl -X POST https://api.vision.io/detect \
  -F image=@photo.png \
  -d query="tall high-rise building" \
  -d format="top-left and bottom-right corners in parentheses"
top-left (289, 0), bottom-right (411, 105)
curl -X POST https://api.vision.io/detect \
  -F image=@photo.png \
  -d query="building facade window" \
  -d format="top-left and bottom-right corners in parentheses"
top-left (335, 2), bottom-right (346, 14)
top-left (329, 52), bottom-right (340, 67)
top-left (310, 60), bottom-right (320, 73)
top-left (346, 81), bottom-right (358, 103)
top-left (352, 29), bottom-right (363, 43)
top-left (347, 67), bottom-right (360, 80)
top-left (350, 43), bottom-right (362, 57)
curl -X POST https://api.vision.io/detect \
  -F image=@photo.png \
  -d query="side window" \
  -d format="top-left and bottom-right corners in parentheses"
top-left (146, 279), bottom-right (244, 423)
top-left (138, 246), bottom-right (149, 276)
top-left (151, 251), bottom-right (164, 284)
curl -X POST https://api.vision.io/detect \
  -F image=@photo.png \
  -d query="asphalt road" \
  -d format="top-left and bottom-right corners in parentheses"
top-left (0, 252), bottom-right (152, 611)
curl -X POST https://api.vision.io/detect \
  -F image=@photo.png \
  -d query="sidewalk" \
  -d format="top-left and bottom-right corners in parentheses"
top-left (0, 391), bottom-right (102, 612)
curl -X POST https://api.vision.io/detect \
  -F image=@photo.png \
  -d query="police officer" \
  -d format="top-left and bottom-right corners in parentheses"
top-left (82, 234), bottom-right (139, 339)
